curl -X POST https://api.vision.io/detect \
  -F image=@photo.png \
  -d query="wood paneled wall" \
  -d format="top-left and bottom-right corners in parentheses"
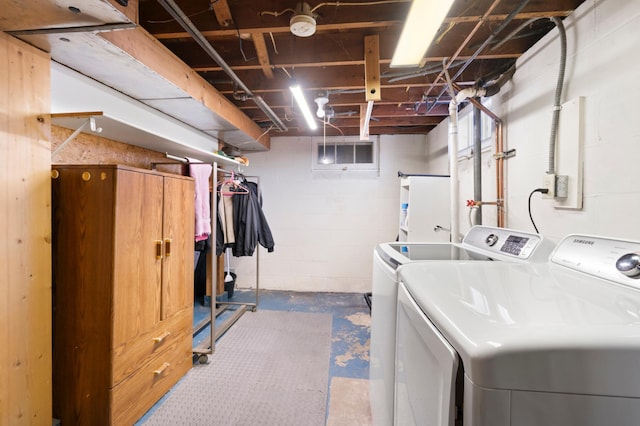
top-left (0, 32), bottom-right (52, 424)
top-left (52, 124), bottom-right (175, 171)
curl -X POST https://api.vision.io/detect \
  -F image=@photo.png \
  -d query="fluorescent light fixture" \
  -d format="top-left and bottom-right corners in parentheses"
top-left (390, 0), bottom-right (455, 68)
top-left (290, 84), bottom-right (318, 130)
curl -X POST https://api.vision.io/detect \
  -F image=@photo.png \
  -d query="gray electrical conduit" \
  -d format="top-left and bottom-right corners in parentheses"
top-left (156, 0), bottom-right (288, 132)
top-left (547, 16), bottom-right (567, 175)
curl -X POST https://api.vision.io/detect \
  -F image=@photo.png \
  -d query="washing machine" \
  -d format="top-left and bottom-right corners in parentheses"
top-left (395, 233), bottom-right (640, 425)
top-left (370, 226), bottom-right (555, 426)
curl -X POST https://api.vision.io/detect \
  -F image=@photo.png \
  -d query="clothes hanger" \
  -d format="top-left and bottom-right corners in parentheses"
top-left (217, 171), bottom-right (249, 196)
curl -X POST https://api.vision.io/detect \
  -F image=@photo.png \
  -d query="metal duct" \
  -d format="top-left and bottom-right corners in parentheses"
top-left (156, 0), bottom-right (288, 132)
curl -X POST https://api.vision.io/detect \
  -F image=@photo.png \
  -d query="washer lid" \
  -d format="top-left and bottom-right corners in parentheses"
top-left (397, 261), bottom-right (640, 397)
top-left (375, 242), bottom-right (490, 268)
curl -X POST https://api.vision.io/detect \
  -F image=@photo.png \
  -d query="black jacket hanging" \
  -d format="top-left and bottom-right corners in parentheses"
top-left (231, 180), bottom-right (275, 257)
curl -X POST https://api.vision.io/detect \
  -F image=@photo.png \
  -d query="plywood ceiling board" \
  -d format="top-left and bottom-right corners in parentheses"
top-left (0, 0), bottom-right (129, 31)
top-left (16, 32), bottom-right (187, 101)
top-left (142, 98), bottom-right (236, 133)
top-left (100, 27), bottom-right (269, 147)
top-left (218, 130), bottom-right (269, 152)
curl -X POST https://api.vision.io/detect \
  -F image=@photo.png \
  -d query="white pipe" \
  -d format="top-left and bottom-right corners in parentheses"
top-left (455, 87), bottom-right (486, 104)
top-left (448, 99), bottom-right (460, 242)
top-left (448, 87), bottom-right (486, 241)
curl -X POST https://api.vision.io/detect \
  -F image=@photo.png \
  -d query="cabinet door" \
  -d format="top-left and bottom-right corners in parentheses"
top-left (112, 169), bottom-right (164, 348)
top-left (161, 176), bottom-right (195, 320)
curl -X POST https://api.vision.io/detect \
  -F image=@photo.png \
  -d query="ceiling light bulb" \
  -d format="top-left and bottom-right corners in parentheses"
top-left (314, 95), bottom-right (329, 118)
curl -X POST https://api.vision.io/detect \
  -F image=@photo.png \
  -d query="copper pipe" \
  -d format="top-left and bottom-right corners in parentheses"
top-left (496, 121), bottom-right (505, 227)
top-left (473, 201), bottom-right (501, 206)
top-left (460, 94), bottom-right (506, 228)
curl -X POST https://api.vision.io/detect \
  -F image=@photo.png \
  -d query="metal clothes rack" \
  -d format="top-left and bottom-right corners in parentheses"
top-left (195, 166), bottom-right (260, 363)
top-left (150, 156), bottom-right (260, 363)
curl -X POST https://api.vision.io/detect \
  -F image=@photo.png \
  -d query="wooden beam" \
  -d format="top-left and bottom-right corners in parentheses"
top-left (211, 0), bottom-right (233, 27)
top-left (51, 111), bottom-right (103, 119)
top-left (364, 35), bottom-right (381, 102)
top-left (333, 115), bottom-right (443, 127)
top-left (100, 26), bottom-right (269, 149)
top-left (150, 10), bottom-right (574, 40)
top-left (269, 125), bottom-right (436, 137)
top-left (152, 21), bottom-right (403, 40)
top-left (191, 53), bottom-right (520, 72)
top-left (251, 33), bottom-right (274, 79)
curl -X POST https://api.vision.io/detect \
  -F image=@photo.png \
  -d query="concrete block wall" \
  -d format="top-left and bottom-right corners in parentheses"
top-left (428, 0), bottom-right (640, 242)
top-left (232, 135), bottom-right (429, 293)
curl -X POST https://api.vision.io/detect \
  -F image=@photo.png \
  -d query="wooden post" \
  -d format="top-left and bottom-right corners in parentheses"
top-left (0, 31), bottom-right (52, 424)
top-left (364, 35), bottom-right (381, 101)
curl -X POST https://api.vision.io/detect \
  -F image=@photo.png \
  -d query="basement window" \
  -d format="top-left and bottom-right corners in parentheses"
top-left (312, 135), bottom-right (379, 172)
top-left (457, 98), bottom-right (494, 158)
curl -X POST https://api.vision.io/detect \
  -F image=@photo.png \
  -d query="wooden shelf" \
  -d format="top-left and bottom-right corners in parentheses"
top-left (51, 111), bottom-right (241, 166)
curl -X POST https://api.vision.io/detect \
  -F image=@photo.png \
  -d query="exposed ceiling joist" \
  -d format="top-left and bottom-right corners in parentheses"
top-left (252, 32), bottom-right (274, 79)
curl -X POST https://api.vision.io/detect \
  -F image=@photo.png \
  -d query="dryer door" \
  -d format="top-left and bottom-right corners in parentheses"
top-left (370, 249), bottom-right (399, 426)
top-left (395, 282), bottom-right (460, 426)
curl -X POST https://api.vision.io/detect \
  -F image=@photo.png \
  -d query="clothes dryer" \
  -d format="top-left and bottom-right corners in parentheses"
top-left (395, 233), bottom-right (640, 425)
top-left (370, 226), bottom-right (554, 425)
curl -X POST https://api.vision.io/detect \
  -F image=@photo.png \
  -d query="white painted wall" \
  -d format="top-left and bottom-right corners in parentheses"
top-left (231, 135), bottom-right (429, 293)
top-left (428, 0), bottom-right (640, 243)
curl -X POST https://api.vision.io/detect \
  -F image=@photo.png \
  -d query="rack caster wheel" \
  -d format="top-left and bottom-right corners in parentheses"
top-left (197, 354), bottom-right (208, 364)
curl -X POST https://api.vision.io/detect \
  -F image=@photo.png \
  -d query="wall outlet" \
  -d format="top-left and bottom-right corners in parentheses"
top-left (543, 173), bottom-right (556, 198)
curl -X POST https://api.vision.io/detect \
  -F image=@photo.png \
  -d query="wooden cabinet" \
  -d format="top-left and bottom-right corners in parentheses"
top-left (51, 165), bottom-right (195, 425)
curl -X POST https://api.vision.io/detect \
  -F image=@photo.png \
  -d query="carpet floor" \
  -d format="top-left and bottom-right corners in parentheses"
top-left (141, 310), bottom-right (332, 425)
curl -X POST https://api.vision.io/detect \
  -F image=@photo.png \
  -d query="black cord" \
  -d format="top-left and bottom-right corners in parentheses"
top-left (528, 188), bottom-right (549, 234)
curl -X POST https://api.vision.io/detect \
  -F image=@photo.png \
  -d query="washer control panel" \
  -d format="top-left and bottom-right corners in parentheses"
top-left (462, 226), bottom-right (548, 261)
top-left (551, 234), bottom-right (640, 287)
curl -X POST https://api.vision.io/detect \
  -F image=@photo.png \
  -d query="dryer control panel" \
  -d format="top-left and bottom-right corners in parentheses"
top-left (551, 234), bottom-right (640, 288)
top-left (462, 226), bottom-right (552, 262)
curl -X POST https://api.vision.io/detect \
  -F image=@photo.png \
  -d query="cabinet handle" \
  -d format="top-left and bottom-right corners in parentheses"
top-left (164, 238), bottom-right (172, 257)
top-left (155, 240), bottom-right (163, 259)
top-left (152, 331), bottom-right (171, 343)
top-left (153, 362), bottom-right (170, 376)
